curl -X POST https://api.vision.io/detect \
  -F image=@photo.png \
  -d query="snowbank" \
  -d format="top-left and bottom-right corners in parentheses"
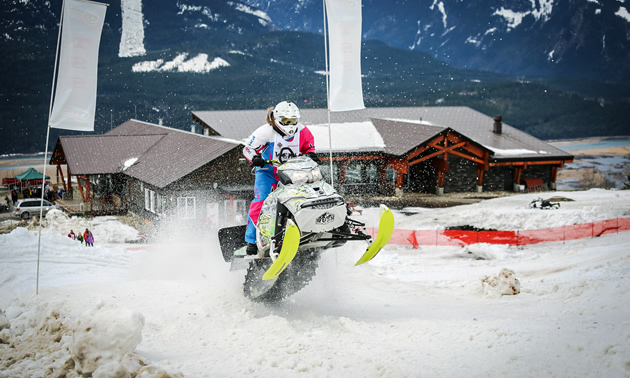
top-left (0, 189), bottom-right (629, 377)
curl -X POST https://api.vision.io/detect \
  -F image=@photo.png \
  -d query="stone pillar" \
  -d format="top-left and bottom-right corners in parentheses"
top-left (476, 185), bottom-right (483, 193)
top-left (435, 186), bottom-right (444, 196)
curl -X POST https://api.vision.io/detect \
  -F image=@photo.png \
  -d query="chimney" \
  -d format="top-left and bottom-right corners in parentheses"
top-left (493, 115), bottom-right (502, 134)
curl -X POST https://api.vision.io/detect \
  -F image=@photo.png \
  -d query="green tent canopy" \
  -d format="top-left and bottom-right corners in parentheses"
top-left (16, 167), bottom-right (50, 181)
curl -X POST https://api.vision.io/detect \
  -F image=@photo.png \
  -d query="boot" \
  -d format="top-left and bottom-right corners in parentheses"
top-left (246, 242), bottom-right (258, 255)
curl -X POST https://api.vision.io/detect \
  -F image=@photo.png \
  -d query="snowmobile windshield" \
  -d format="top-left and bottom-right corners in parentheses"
top-left (277, 156), bottom-right (323, 185)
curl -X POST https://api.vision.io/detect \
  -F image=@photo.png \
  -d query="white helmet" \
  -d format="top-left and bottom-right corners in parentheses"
top-left (271, 101), bottom-right (300, 138)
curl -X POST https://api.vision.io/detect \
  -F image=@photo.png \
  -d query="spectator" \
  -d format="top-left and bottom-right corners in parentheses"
top-left (83, 229), bottom-right (92, 247)
top-left (11, 189), bottom-right (18, 205)
top-left (68, 230), bottom-right (76, 240)
top-left (77, 232), bottom-right (83, 244)
top-left (86, 231), bottom-right (94, 247)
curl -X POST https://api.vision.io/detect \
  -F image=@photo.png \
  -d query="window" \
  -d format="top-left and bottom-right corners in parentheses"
top-left (144, 187), bottom-right (162, 214)
top-left (156, 193), bottom-right (163, 214)
top-left (144, 188), bottom-right (150, 211)
top-left (177, 197), bottom-right (196, 219)
top-left (222, 199), bottom-right (247, 224)
top-left (150, 191), bottom-right (155, 212)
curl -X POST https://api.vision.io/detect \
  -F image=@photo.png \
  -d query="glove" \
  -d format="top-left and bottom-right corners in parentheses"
top-left (251, 155), bottom-right (266, 167)
top-left (304, 152), bottom-right (320, 163)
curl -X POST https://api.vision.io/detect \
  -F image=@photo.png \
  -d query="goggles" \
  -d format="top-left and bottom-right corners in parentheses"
top-left (279, 117), bottom-right (298, 126)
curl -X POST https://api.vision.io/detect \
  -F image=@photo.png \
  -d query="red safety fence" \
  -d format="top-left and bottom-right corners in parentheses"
top-left (368, 217), bottom-right (630, 248)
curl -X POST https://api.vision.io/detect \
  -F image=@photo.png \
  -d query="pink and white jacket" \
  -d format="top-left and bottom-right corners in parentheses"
top-left (243, 123), bottom-right (316, 170)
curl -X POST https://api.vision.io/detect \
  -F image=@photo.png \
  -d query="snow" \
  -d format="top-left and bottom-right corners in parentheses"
top-left (122, 157), bottom-right (138, 171)
top-left (383, 117), bottom-right (440, 127)
top-left (307, 122), bottom-right (385, 152)
top-left (232, 2), bottom-right (272, 26)
top-left (1, 190), bottom-right (629, 377)
top-left (429, 0), bottom-right (448, 29)
top-left (132, 54), bottom-right (230, 73)
top-left (493, 8), bottom-right (528, 30)
top-left (493, 0), bottom-right (553, 30)
top-left (616, 6), bottom-right (630, 22)
top-left (485, 146), bottom-right (541, 156)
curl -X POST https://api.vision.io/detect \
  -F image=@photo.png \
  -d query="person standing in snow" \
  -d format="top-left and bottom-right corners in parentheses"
top-left (242, 101), bottom-right (319, 255)
top-left (68, 230), bottom-right (76, 240)
top-left (83, 229), bottom-right (90, 246)
top-left (86, 231), bottom-right (94, 247)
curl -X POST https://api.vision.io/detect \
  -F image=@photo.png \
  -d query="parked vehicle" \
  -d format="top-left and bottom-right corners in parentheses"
top-left (13, 198), bottom-right (60, 219)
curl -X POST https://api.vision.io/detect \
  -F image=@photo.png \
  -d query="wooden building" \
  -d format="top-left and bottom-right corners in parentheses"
top-left (192, 106), bottom-right (574, 195)
top-left (50, 120), bottom-right (253, 227)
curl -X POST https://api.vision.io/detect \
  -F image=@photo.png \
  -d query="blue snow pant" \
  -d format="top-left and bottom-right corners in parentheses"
top-left (245, 168), bottom-right (278, 244)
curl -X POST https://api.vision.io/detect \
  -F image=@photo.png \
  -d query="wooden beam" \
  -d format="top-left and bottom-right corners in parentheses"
top-left (56, 165), bottom-right (67, 192)
top-left (395, 170), bottom-right (404, 189)
top-left (513, 167), bottom-right (523, 185)
top-left (408, 141), bottom-right (466, 166)
top-left (86, 177), bottom-right (92, 202)
top-left (477, 165), bottom-right (485, 186)
top-left (483, 151), bottom-right (490, 171)
top-left (339, 161), bottom-right (347, 186)
top-left (551, 165), bottom-right (559, 182)
top-left (405, 145), bottom-right (430, 162)
top-left (447, 149), bottom-right (485, 165)
top-left (445, 133), bottom-right (486, 157)
top-left (388, 159), bottom-right (408, 174)
top-left (437, 170), bottom-right (446, 187)
top-left (490, 160), bottom-right (571, 167)
top-left (66, 166), bottom-right (73, 193)
top-left (77, 176), bottom-right (85, 202)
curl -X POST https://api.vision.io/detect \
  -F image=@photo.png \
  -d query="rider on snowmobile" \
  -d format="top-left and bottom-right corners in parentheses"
top-left (242, 101), bottom-right (320, 255)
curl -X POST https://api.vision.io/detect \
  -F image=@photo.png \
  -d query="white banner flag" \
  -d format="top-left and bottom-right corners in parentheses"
top-left (325, 0), bottom-right (365, 112)
top-left (50, 0), bottom-right (107, 131)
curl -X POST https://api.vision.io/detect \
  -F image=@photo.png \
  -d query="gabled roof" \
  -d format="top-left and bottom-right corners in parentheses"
top-left (55, 134), bottom-right (165, 175)
top-left (192, 106), bottom-right (573, 161)
top-left (53, 119), bottom-right (241, 189)
top-left (369, 118), bottom-right (447, 156)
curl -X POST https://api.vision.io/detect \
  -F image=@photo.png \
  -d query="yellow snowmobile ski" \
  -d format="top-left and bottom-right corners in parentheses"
top-left (262, 220), bottom-right (300, 280)
top-left (355, 205), bottom-right (395, 266)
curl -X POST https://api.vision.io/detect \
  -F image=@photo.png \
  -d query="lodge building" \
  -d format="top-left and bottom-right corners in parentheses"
top-left (49, 106), bottom-right (573, 227)
top-left (193, 106), bottom-right (574, 196)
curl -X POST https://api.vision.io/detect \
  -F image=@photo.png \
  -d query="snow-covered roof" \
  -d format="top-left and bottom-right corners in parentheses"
top-left (307, 122), bottom-right (385, 152)
top-left (192, 106), bottom-right (573, 160)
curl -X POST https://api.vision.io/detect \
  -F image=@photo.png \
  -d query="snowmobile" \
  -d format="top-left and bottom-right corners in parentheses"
top-left (529, 197), bottom-right (560, 210)
top-left (218, 156), bottom-right (395, 303)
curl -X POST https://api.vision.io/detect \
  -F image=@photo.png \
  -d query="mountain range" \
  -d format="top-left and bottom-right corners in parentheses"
top-left (245, 0), bottom-right (630, 83)
top-left (0, 0), bottom-right (628, 155)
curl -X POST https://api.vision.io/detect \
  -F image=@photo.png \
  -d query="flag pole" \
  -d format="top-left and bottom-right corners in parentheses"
top-left (36, 0), bottom-right (66, 295)
top-left (322, 0), bottom-right (334, 187)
